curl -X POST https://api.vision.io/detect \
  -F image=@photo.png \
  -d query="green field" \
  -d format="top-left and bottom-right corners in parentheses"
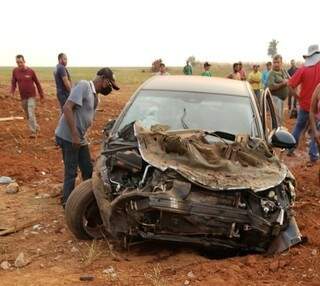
top-left (0, 64), bottom-right (235, 86)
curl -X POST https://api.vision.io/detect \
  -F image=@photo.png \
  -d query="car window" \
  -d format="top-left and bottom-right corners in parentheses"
top-left (117, 90), bottom-right (259, 136)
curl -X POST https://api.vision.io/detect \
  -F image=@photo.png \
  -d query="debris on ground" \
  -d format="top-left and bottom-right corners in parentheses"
top-left (79, 274), bottom-right (95, 281)
top-left (5, 182), bottom-right (19, 194)
top-left (14, 252), bottom-right (31, 268)
top-left (0, 116), bottom-right (24, 122)
top-left (32, 224), bottom-right (43, 231)
top-left (0, 261), bottom-right (11, 270)
top-left (0, 176), bottom-right (15, 184)
top-left (35, 193), bottom-right (50, 199)
top-left (71, 246), bottom-right (79, 253)
top-left (0, 220), bottom-right (38, 236)
top-left (103, 266), bottom-right (117, 280)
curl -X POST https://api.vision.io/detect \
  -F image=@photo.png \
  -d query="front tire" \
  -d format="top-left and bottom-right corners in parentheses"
top-left (65, 179), bottom-right (103, 240)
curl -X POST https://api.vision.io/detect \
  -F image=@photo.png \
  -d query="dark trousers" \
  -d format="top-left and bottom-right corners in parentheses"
top-left (56, 136), bottom-right (93, 204)
top-left (57, 92), bottom-right (69, 109)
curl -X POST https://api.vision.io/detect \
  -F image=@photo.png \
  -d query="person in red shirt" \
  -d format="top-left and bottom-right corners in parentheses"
top-left (11, 55), bottom-right (44, 138)
top-left (287, 45), bottom-right (320, 163)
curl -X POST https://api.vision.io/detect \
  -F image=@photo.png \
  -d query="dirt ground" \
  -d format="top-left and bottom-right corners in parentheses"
top-left (0, 81), bottom-right (320, 286)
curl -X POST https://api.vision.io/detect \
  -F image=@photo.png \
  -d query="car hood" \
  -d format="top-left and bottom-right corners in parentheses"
top-left (134, 122), bottom-right (287, 192)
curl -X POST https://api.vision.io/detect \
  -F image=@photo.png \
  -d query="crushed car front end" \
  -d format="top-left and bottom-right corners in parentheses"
top-left (93, 122), bottom-right (301, 253)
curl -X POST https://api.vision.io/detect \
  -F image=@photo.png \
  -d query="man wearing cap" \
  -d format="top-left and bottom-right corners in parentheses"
top-left (248, 64), bottom-right (262, 99)
top-left (55, 68), bottom-right (120, 206)
top-left (201, 62), bottom-right (212, 77)
top-left (287, 45), bottom-right (320, 164)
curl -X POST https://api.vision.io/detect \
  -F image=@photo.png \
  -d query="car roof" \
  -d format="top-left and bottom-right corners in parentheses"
top-left (141, 75), bottom-right (250, 97)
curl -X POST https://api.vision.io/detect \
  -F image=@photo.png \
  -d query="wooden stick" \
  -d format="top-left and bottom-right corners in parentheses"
top-left (0, 220), bottom-right (38, 236)
top-left (0, 116), bottom-right (24, 122)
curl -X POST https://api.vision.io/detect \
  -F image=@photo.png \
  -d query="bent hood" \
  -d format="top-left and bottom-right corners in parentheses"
top-left (134, 122), bottom-right (287, 192)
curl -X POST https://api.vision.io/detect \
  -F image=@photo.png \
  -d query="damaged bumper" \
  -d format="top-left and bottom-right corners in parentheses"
top-left (92, 123), bottom-right (301, 254)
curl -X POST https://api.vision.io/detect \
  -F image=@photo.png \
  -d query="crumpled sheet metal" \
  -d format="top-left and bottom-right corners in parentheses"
top-left (134, 122), bottom-right (287, 191)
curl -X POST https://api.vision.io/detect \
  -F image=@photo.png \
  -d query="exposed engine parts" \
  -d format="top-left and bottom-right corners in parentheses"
top-left (94, 123), bottom-right (301, 253)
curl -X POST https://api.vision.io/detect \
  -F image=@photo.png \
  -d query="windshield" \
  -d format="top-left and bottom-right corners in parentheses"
top-left (117, 90), bottom-right (258, 136)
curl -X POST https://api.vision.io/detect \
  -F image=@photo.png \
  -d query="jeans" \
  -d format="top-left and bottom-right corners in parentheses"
top-left (272, 96), bottom-right (284, 126)
top-left (21, 97), bottom-right (39, 134)
top-left (254, 89), bottom-right (261, 101)
top-left (56, 136), bottom-right (93, 204)
top-left (57, 92), bottom-right (69, 110)
top-left (290, 109), bottom-right (319, 161)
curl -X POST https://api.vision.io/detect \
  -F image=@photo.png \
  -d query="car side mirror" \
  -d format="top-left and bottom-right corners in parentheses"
top-left (104, 119), bottom-right (116, 137)
top-left (269, 128), bottom-right (296, 149)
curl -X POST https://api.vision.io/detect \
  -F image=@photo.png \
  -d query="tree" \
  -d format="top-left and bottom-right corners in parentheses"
top-left (268, 39), bottom-right (279, 58)
top-left (151, 58), bottom-right (162, 72)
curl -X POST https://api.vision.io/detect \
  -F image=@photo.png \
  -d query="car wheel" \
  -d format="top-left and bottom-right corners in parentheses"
top-left (65, 179), bottom-right (104, 240)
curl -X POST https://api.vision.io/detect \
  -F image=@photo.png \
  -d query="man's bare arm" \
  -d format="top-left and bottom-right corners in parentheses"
top-left (269, 80), bottom-right (287, 92)
top-left (62, 76), bottom-right (71, 92)
top-left (310, 84), bottom-right (320, 144)
top-left (63, 101), bottom-right (80, 148)
top-left (289, 86), bottom-right (299, 100)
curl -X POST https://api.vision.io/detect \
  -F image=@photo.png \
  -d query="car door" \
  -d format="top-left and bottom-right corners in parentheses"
top-left (261, 88), bottom-right (296, 149)
top-left (261, 88), bottom-right (279, 139)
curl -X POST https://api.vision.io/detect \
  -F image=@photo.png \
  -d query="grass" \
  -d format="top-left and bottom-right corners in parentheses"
top-left (0, 63), bottom-right (236, 86)
top-left (0, 61), bottom-right (294, 87)
top-left (78, 240), bottom-right (103, 266)
top-left (144, 264), bottom-right (167, 286)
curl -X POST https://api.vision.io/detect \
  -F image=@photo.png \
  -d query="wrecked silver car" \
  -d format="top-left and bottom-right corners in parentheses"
top-left (65, 76), bottom-right (301, 254)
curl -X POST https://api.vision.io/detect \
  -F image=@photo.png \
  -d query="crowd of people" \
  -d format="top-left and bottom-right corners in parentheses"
top-left (177, 46), bottom-right (320, 169)
top-left (7, 44), bottom-right (320, 206)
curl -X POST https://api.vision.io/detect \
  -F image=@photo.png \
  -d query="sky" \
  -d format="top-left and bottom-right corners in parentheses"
top-left (1, 0), bottom-right (319, 67)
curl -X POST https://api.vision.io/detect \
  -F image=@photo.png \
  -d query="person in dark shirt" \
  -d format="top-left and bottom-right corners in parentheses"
top-left (287, 59), bottom-right (298, 112)
top-left (54, 53), bottom-right (72, 109)
top-left (11, 55), bottom-right (44, 138)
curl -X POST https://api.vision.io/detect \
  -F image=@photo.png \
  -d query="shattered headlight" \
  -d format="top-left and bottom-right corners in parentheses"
top-left (287, 180), bottom-right (296, 206)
